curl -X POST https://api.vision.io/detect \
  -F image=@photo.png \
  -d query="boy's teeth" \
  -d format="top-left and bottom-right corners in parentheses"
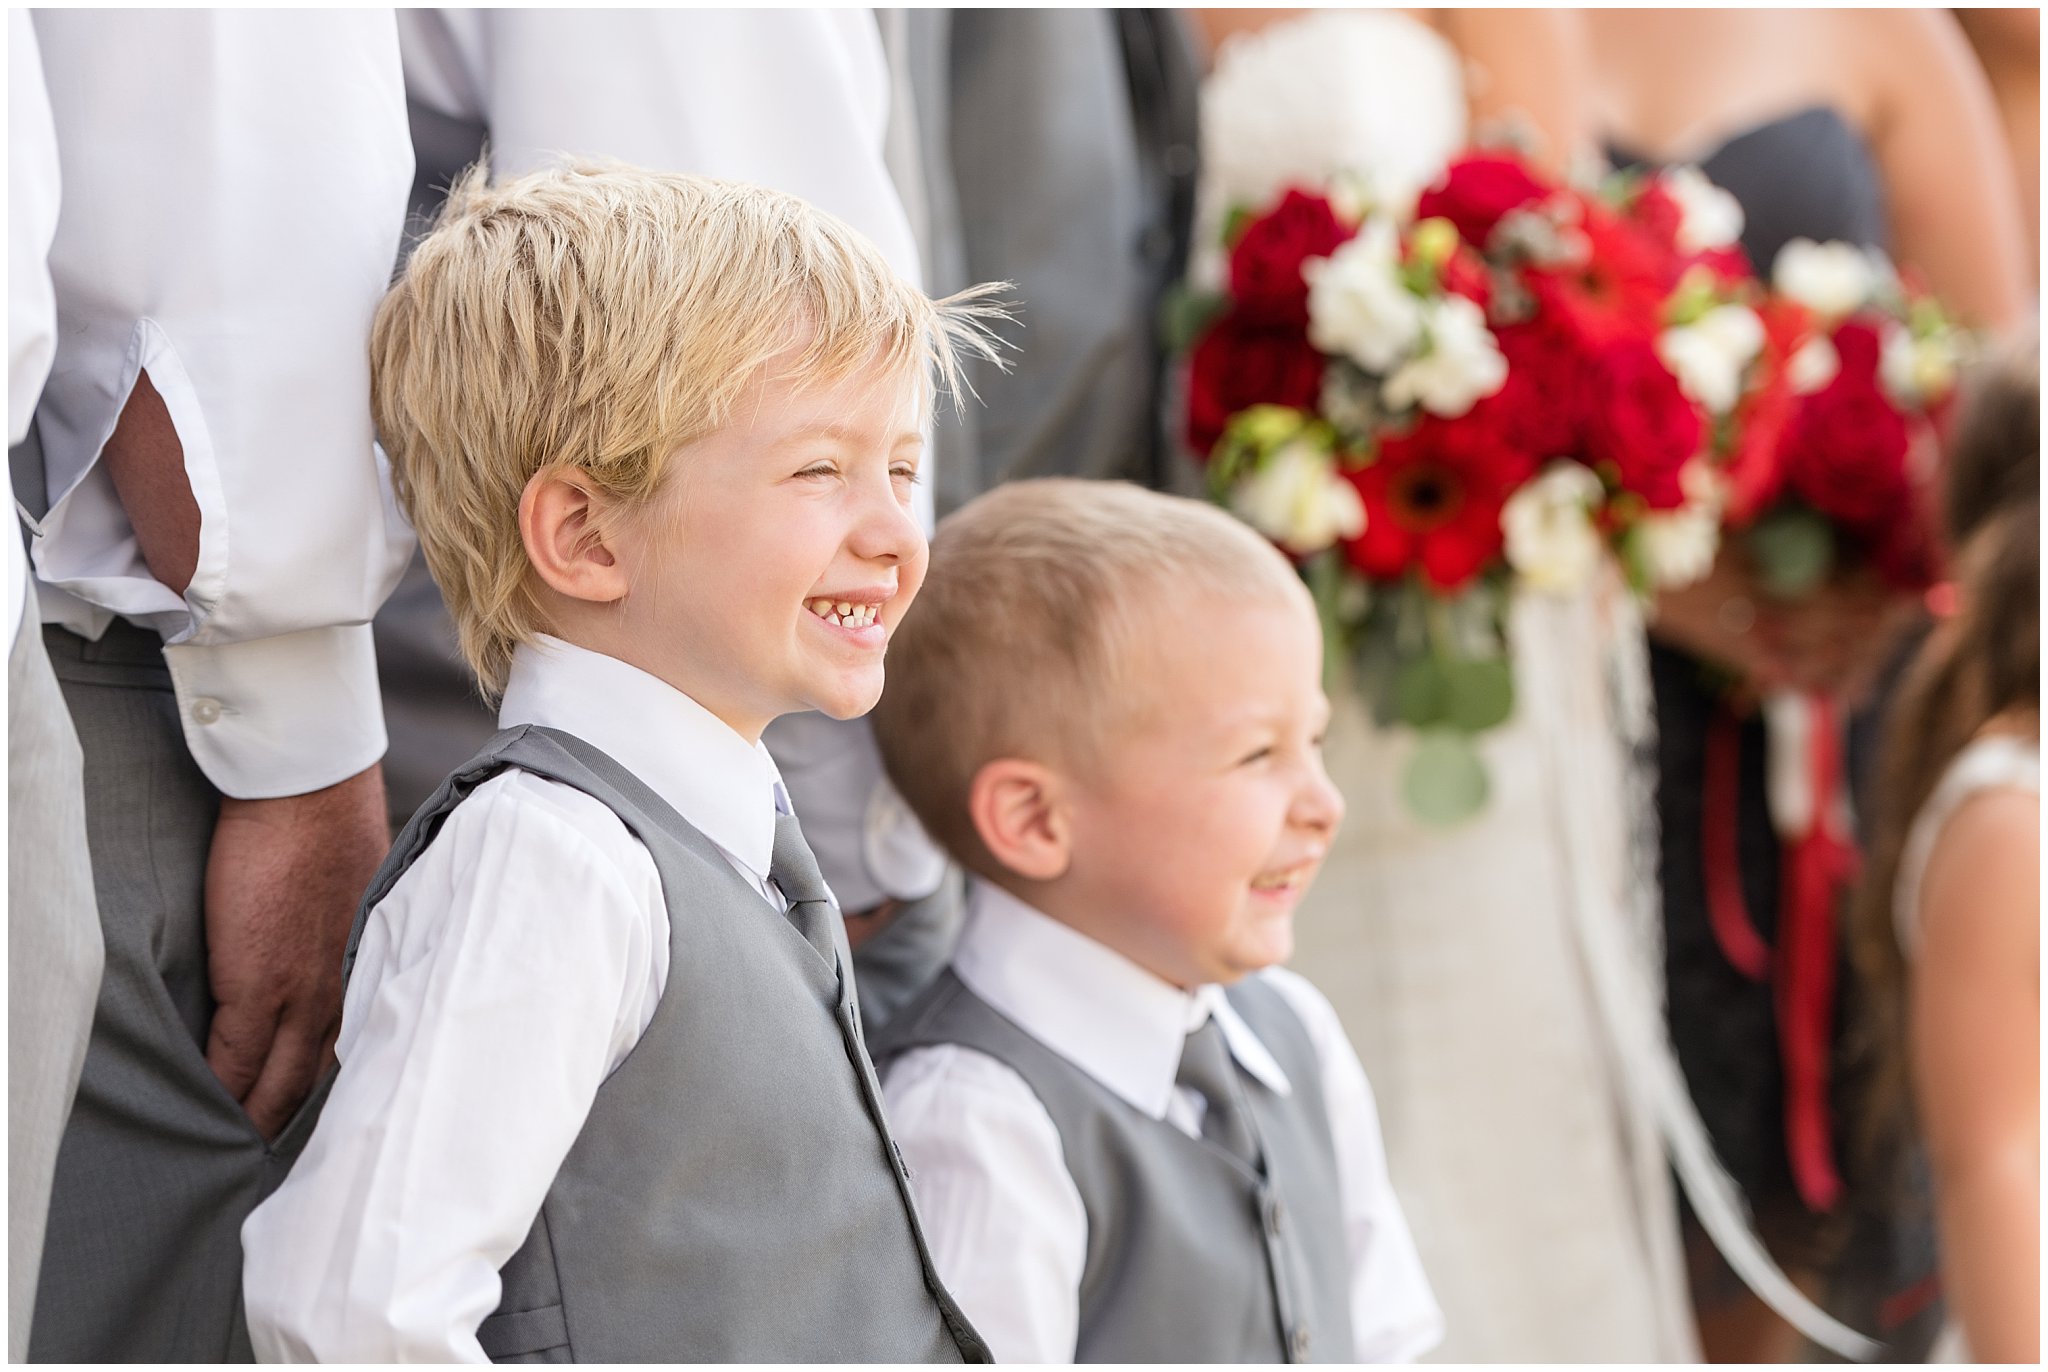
top-left (808, 599), bottom-right (878, 628)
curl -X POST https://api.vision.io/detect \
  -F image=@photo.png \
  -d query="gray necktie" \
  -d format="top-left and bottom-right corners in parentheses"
top-left (770, 812), bottom-right (839, 966)
top-left (1175, 1016), bottom-right (1262, 1168)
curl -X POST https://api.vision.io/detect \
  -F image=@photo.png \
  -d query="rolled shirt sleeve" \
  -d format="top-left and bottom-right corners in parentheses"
top-left (27, 9), bottom-right (416, 798)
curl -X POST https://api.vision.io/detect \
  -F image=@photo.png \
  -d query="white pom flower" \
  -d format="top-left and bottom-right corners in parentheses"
top-left (1199, 10), bottom-right (1467, 228)
top-left (1773, 239), bottom-right (1878, 320)
top-left (1229, 438), bottom-right (1367, 556)
top-left (1305, 221), bottom-right (1421, 373)
top-left (1663, 166), bottom-right (1745, 254)
top-left (1788, 334), bottom-right (1841, 395)
top-left (1382, 295), bottom-right (1509, 417)
top-left (1500, 461), bottom-right (1604, 593)
top-left (1657, 304), bottom-right (1766, 415)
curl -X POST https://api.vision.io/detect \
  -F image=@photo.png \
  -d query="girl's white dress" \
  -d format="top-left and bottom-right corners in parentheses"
top-left (1892, 732), bottom-right (2041, 1364)
top-left (1198, 12), bottom-right (1873, 1361)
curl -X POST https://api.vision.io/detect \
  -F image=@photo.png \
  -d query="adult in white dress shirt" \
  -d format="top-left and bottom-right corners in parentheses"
top-left (883, 880), bottom-right (1445, 1363)
top-left (6, 12), bottom-right (103, 1358)
top-left (18, 10), bottom-right (414, 1360)
top-left (373, 10), bottom-right (950, 1004)
top-left (242, 637), bottom-right (802, 1362)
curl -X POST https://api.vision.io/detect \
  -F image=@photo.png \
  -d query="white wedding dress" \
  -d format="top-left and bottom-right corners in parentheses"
top-left (1199, 13), bottom-right (1876, 1363)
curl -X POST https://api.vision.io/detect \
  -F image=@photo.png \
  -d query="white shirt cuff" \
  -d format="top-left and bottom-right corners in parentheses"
top-left (161, 622), bottom-right (386, 799)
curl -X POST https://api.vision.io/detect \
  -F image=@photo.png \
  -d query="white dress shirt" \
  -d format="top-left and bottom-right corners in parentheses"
top-left (24, 10), bottom-right (416, 798)
top-left (394, 7), bottom-right (944, 909)
top-left (883, 882), bottom-right (1446, 1363)
top-left (241, 636), bottom-right (794, 1363)
top-left (8, 10), bottom-right (60, 646)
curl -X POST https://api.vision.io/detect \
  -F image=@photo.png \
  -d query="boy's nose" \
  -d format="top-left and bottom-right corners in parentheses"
top-left (849, 474), bottom-right (925, 564)
top-left (1294, 755), bottom-right (1346, 834)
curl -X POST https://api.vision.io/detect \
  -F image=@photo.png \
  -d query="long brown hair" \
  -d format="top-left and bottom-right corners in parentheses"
top-left (1849, 329), bottom-right (2040, 1188)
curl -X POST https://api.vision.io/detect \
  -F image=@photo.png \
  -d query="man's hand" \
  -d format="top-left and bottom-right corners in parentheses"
top-left (203, 763), bottom-right (391, 1139)
top-left (843, 899), bottom-right (903, 954)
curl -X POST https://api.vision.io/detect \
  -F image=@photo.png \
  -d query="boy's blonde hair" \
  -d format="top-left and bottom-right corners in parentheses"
top-left (371, 162), bottom-right (1001, 694)
top-left (873, 479), bottom-right (1309, 877)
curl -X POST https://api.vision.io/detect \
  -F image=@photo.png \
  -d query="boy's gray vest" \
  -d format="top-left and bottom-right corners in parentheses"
top-left (343, 726), bottom-right (988, 1364)
top-left (874, 969), bottom-right (1357, 1363)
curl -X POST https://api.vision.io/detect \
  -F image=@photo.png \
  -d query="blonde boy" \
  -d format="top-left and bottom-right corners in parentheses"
top-left (870, 480), bottom-right (1443, 1363)
top-left (240, 166), bottom-right (995, 1362)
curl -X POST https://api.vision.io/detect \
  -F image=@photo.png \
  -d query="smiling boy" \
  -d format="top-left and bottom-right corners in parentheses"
top-left (869, 480), bottom-right (1442, 1363)
top-left (239, 166), bottom-right (996, 1362)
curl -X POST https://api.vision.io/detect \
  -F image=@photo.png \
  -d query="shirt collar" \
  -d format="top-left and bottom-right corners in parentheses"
top-left (952, 879), bottom-right (1292, 1119)
top-left (498, 636), bottom-right (788, 880)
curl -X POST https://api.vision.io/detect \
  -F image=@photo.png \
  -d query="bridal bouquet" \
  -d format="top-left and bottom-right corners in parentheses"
top-left (1720, 240), bottom-right (1962, 597)
top-left (1177, 153), bottom-right (1747, 823)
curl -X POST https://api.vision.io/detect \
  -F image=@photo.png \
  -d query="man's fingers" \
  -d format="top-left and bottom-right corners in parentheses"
top-left (240, 1010), bottom-right (330, 1141)
top-left (206, 998), bottom-right (283, 1107)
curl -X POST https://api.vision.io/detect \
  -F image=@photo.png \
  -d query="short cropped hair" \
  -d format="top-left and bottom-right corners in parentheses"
top-left (873, 479), bottom-right (1308, 877)
top-left (371, 162), bottom-right (1002, 694)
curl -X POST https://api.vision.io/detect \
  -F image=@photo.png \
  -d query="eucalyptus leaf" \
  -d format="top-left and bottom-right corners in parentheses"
top-left (1403, 731), bottom-right (1490, 827)
top-left (1393, 657), bottom-right (1450, 728)
top-left (1747, 506), bottom-right (1836, 599)
top-left (1445, 657), bottom-right (1515, 731)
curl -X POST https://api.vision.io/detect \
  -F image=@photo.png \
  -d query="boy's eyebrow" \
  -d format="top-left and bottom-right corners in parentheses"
top-left (773, 422), bottom-right (924, 448)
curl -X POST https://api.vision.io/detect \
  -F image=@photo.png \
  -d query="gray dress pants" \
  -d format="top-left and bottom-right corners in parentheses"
top-left (29, 620), bottom-right (325, 1362)
top-left (7, 581), bottom-right (104, 1360)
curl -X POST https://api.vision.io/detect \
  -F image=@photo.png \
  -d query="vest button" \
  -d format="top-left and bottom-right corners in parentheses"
top-left (1291, 1327), bottom-right (1312, 1359)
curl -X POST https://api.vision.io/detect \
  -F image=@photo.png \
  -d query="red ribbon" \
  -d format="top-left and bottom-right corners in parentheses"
top-left (1776, 693), bottom-right (1857, 1214)
top-left (1702, 709), bottom-right (1773, 981)
top-left (1699, 694), bottom-right (1858, 1214)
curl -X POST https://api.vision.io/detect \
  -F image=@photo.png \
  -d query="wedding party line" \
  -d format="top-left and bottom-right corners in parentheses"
top-left (6, 7), bottom-right (2039, 1365)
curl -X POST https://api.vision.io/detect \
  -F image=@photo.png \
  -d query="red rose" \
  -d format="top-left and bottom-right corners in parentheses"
top-left (1342, 414), bottom-right (1536, 590)
top-left (1779, 320), bottom-right (1911, 530)
top-left (1580, 338), bottom-right (1704, 510)
top-left (1720, 298), bottom-right (1813, 525)
top-left (1417, 154), bottom-right (1551, 250)
top-left (1629, 179), bottom-right (1685, 253)
top-left (1184, 311), bottom-right (1326, 456)
top-left (1438, 243), bottom-right (1495, 310)
top-left (1228, 189), bottom-right (1353, 325)
top-left (1486, 318), bottom-right (1585, 461)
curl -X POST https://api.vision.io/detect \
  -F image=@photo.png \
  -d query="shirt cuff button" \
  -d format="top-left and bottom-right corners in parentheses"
top-left (190, 696), bottom-right (223, 725)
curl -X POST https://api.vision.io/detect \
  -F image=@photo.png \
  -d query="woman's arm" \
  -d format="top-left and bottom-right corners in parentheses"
top-left (1863, 8), bottom-right (2029, 330)
top-left (1911, 786), bottom-right (2040, 1363)
top-left (1430, 9), bottom-right (1594, 174)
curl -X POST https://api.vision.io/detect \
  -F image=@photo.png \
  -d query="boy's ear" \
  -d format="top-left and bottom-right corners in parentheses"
top-left (520, 467), bottom-right (631, 605)
top-left (969, 757), bottom-right (1071, 883)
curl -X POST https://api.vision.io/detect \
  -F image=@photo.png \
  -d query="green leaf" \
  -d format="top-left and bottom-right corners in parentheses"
top-left (1747, 505), bottom-right (1836, 599)
top-left (1444, 657), bottom-right (1515, 731)
top-left (1403, 730), bottom-right (1490, 827)
top-left (1393, 657), bottom-right (1450, 728)
top-left (1160, 284), bottom-right (1228, 356)
top-left (1221, 203), bottom-right (1256, 249)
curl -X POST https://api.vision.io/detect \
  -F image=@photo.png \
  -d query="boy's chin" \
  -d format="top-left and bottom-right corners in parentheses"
top-left (798, 675), bottom-right (887, 722)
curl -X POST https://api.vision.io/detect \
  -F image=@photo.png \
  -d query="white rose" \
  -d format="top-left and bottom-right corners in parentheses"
top-left (1788, 334), bottom-right (1840, 394)
top-left (1229, 439), bottom-right (1367, 556)
top-left (1305, 220), bottom-right (1420, 373)
top-left (1657, 304), bottom-right (1765, 415)
top-left (1773, 239), bottom-right (1877, 319)
top-left (1382, 294), bottom-right (1509, 417)
top-left (1500, 461), bottom-right (1604, 593)
top-left (1663, 166), bottom-right (1745, 254)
